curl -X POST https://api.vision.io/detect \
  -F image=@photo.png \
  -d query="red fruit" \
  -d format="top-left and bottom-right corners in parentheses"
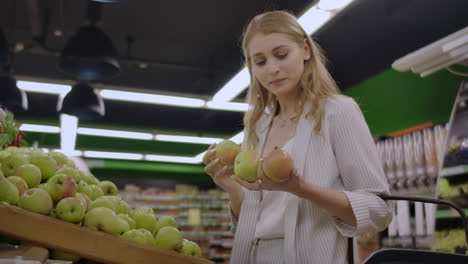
top-left (262, 149), bottom-right (294, 183)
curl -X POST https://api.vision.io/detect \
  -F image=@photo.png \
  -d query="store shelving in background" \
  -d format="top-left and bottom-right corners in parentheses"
top-left (120, 184), bottom-right (233, 264)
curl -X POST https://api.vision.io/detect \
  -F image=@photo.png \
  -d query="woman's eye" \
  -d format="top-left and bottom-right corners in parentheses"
top-left (277, 53), bottom-right (288, 59)
top-left (255, 60), bottom-right (266, 66)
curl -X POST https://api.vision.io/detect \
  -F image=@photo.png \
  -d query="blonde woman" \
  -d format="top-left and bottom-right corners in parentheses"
top-left (203, 10), bottom-right (392, 264)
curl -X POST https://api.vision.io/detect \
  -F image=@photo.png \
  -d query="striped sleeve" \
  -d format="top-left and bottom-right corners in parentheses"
top-left (328, 97), bottom-right (393, 237)
top-left (229, 202), bottom-right (239, 234)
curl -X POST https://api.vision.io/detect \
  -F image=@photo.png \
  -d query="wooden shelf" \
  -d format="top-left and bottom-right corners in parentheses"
top-left (0, 203), bottom-right (212, 264)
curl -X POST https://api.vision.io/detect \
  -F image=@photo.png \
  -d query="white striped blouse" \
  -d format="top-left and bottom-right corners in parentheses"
top-left (230, 96), bottom-right (393, 264)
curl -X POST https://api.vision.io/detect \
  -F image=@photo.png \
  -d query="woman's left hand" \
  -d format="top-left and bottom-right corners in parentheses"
top-left (233, 158), bottom-right (303, 194)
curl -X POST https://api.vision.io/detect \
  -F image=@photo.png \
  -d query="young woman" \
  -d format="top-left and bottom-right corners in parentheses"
top-left (203, 10), bottom-right (392, 264)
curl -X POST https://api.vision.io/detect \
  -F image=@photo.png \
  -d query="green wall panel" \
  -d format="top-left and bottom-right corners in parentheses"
top-left (344, 68), bottom-right (465, 136)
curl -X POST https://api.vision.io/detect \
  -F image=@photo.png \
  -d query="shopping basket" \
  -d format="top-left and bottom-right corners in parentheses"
top-left (350, 194), bottom-right (468, 264)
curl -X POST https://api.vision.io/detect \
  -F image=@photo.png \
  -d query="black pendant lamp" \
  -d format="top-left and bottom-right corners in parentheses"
top-left (58, 1), bottom-right (120, 81)
top-left (59, 82), bottom-right (105, 120)
top-left (0, 75), bottom-right (28, 113)
top-left (0, 28), bottom-right (10, 67)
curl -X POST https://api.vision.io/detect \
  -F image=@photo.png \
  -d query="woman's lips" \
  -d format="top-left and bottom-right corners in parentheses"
top-left (270, 78), bottom-right (287, 85)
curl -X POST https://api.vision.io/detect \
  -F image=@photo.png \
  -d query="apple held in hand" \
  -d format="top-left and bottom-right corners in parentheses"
top-left (45, 174), bottom-right (77, 203)
top-left (7, 176), bottom-right (28, 195)
top-left (121, 229), bottom-right (156, 247)
top-left (0, 178), bottom-right (20, 205)
top-left (262, 148), bottom-right (294, 183)
top-left (215, 140), bottom-right (241, 168)
top-left (154, 226), bottom-right (183, 250)
top-left (154, 215), bottom-right (177, 234)
top-left (99, 181), bottom-right (119, 196)
top-left (30, 153), bottom-right (57, 180)
top-left (178, 239), bottom-right (202, 257)
top-left (84, 207), bottom-right (130, 236)
top-left (55, 197), bottom-right (86, 224)
top-left (234, 149), bottom-right (260, 182)
top-left (15, 163), bottom-right (42, 188)
top-left (18, 188), bottom-right (53, 215)
top-left (1, 153), bottom-right (30, 177)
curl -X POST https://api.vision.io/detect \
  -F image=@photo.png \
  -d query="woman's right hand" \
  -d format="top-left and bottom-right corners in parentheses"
top-left (203, 143), bottom-right (239, 192)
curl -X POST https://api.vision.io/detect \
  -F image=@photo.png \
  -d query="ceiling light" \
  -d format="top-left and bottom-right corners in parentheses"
top-left (298, 7), bottom-right (332, 35)
top-left (60, 114), bottom-right (78, 156)
top-left (99, 89), bottom-right (205, 108)
top-left (0, 75), bottom-right (28, 112)
top-left (392, 26), bottom-right (468, 77)
top-left (83, 150), bottom-right (144, 160)
top-left (317, 0), bottom-right (354, 11)
top-left (144, 154), bottom-right (200, 164)
top-left (212, 68), bottom-right (250, 102)
top-left (229, 131), bottom-right (244, 144)
top-left (155, 134), bottom-right (223, 144)
top-left (0, 28), bottom-right (10, 67)
top-left (205, 101), bottom-right (249, 112)
top-left (59, 82), bottom-right (105, 120)
top-left (59, 25), bottom-right (120, 80)
top-left (19, 124), bottom-right (60, 133)
top-left (78, 127), bottom-right (153, 140)
top-left (17, 81), bottom-right (71, 96)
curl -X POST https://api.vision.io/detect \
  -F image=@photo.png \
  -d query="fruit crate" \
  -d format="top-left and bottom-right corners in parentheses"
top-left (0, 203), bottom-right (213, 264)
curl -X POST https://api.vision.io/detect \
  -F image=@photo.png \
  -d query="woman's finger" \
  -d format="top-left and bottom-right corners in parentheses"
top-left (202, 144), bottom-right (217, 165)
top-left (232, 175), bottom-right (261, 191)
top-left (204, 158), bottom-right (222, 176)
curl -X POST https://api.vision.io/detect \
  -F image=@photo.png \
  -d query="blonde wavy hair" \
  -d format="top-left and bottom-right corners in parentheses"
top-left (242, 10), bottom-right (341, 149)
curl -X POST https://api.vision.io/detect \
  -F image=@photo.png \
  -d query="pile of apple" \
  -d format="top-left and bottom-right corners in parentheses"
top-left (208, 140), bottom-right (295, 183)
top-left (0, 146), bottom-right (202, 262)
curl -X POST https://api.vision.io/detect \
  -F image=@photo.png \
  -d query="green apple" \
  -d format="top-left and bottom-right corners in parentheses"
top-left (154, 226), bottom-right (183, 250)
top-left (1, 153), bottom-right (30, 177)
top-left (131, 207), bottom-right (157, 234)
top-left (56, 167), bottom-right (82, 184)
top-left (178, 239), bottom-right (202, 257)
top-left (215, 140), bottom-right (241, 168)
top-left (47, 152), bottom-right (69, 167)
top-left (75, 192), bottom-right (92, 210)
top-left (45, 174), bottom-right (77, 203)
top-left (55, 197), bottom-right (86, 223)
top-left (80, 171), bottom-right (100, 185)
top-left (84, 207), bottom-right (130, 236)
top-left (102, 195), bottom-right (131, 214)
top-left (7, 176), bottom-right (28, 195)
top-left (66, 159), bottom-right (76, 168)
top-left (28, 148), bottom-right (44, 158)
top-left (18, 188), bottom-right (53, 215)
top-left (30, 153), bottom-right (57, 180)
top-left (132, 206), bottom-right (154, 215)
top-left (0, 178), bottom-right (20, 205)
top-left (0, 167), bottom-right (5, 180)
top-left (118, 214), bottom-right (136, 230)
top-left (15, 163), bottom-right (42, 188)
top-left (88, 196), bottom-right (117, 212)
top-left (3, 146), bottom-right (18, 155)
top-left (77, 181), bottom-right (93, 198)
top-left (89, 184), bottom-right (104, 200)
top-left (50, 249), bottom-right (80, 263)
top-left (121, 229), bottom-right (156, 247)
top-left (154, 215), bottom-right (177, 234)
top-left (99, 181), bottom-right (119, 196)
top-left (234, 149), bottom-right (260, 182)
top-left (0, 151), bottom-right (10, 163)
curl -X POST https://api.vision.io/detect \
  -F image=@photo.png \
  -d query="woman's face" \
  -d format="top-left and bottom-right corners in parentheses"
top-left (248, 32), bottom-right (310, 98)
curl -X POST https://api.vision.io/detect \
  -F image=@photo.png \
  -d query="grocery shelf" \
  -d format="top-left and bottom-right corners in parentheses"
top-left (0, 203), bottom-right (212, 264)
top-left (441, 165), bottom-right (468, 178)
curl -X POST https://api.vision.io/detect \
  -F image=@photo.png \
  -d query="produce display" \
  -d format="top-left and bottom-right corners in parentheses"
top-left (0, 146), bottom-right (203, 262)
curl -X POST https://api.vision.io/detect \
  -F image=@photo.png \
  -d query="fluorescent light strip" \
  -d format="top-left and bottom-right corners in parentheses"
top-left (99, 89), bottom-right (205, 108)
top-left (205, 101), bottom-right (249, 112)
top-left (145, 154), bottom-right (200, 164)
top-left (17, 81), bottom-right (71, 96)
top-left (20, 124), bottom-right (61, 133)
top-left (77, 127), bottom-right (153, 140)
top-left (83, 150), bottom-right (144, 160)
top-left (211, 1), bottom-right (355, 102)
top-left (155, 134), bottom-right (223, 144)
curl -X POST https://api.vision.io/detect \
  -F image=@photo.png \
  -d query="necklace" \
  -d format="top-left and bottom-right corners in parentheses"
top-left (277, 115), bottom-right (295, 128)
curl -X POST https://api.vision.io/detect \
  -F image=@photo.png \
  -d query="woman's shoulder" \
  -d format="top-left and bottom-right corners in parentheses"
top-left (322, 95), bottom-right (361, 116)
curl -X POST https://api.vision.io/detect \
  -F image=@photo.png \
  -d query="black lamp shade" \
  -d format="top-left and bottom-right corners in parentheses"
top-left (0, 76), bottom-right (27, 112)
top-left (0, 29), bottom-right (10, 67)
top-left (60, 83), bottom-right (105, 120)
top-left (59, 26), bottom-right (120, 81)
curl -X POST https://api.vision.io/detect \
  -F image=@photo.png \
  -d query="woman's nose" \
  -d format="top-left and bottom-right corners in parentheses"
top-left (266, 61), bottom-right (280, 75)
